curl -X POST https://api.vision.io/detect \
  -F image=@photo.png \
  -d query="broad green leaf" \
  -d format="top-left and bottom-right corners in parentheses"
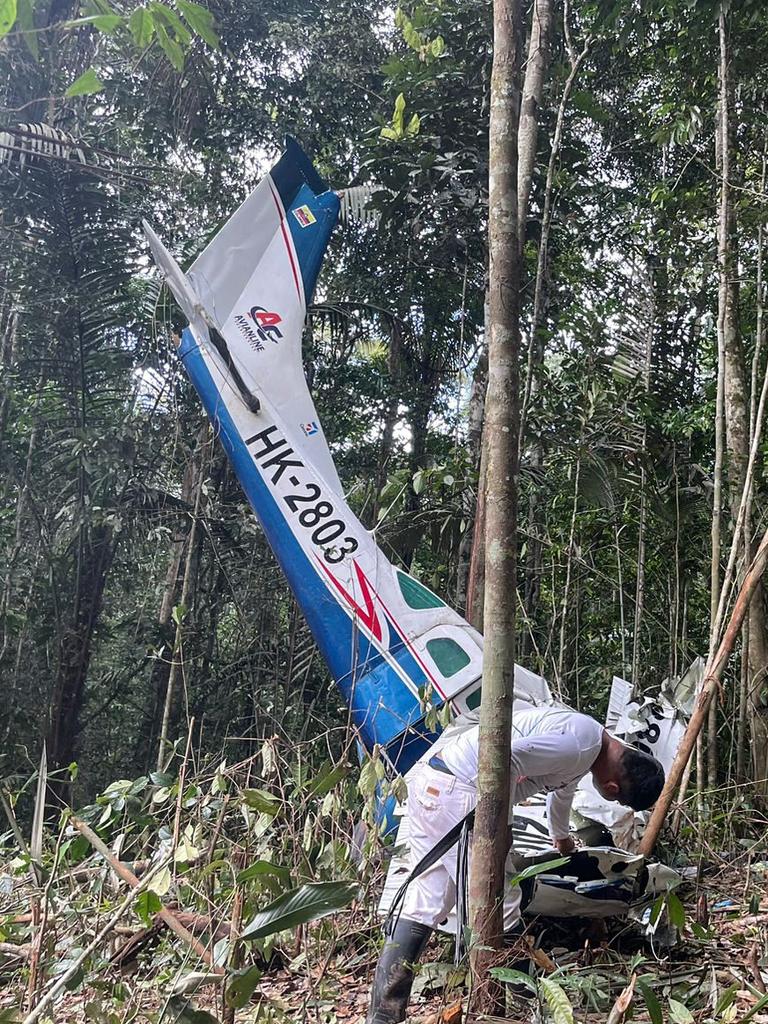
top-left (0, 0), bottom-right (16, 39)
top-left (241, 880), bottom-right (358, 940)
top-left (174, 0), bottom-right (218, 47)
top-left (147, 865), bottom-right (172, 896)
top-left (666, 890), bottom-right (685, 930)
top-left (174, 838), bottom-right (199, 863)
top-left (241, 788), bottom-right (281, 816)
top-left (507, 856), bottom-right (570, 886)
top-left (150, 1), bottom-right (190, 44)
top-left (171, 602), bottom-right (187, 626)
top-left (358, 758), bottom-right (379, 800)
top-left (668, 998), bottom-right (694, 1024)
top-left (65, 68), bottom-right (104, 97)
top-left (430, 35), bottom-right (445, 57)
top-left (636, 977), bottom-right (662, 1024)
top-left (134, 889), bottom-right (162, 925)
top-left (406, 113), bottom-right (420, 137)
top-left (16, 0), bottom-right (37, 57)
top-left (306, 760), bottom-right (349, 798)
top-left (489, 967), bottom-right (537, 992)
top-left (225, 965), bottom-right (262, 1009)
top-left (236, 860), bottom-right (291, 886)
top-left (129, 7), bottom-right (154, 46)
top-left (539, 978), bottom-right (574, 1024)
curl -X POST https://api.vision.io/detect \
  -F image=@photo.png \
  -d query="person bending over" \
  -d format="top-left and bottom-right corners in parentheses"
top-left (366, 705), bottom-right (665, 1024)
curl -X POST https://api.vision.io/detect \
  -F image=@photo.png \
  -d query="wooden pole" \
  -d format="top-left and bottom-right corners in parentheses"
top-left (639, 524), bottom-right (768, 857)
top-left (70, 815), bottom-right (222, 970)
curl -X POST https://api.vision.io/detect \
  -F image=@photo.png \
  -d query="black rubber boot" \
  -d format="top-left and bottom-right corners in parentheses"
top-left (366, 917), bottom-right (432, 1024)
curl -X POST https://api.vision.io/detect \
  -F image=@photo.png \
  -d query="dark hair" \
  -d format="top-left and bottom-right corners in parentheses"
top-left (618, 747), bottom-right (665, 811)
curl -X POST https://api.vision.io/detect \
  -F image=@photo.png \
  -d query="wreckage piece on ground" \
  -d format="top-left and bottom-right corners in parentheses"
top-left (143, 139), bottom-right (695, 922)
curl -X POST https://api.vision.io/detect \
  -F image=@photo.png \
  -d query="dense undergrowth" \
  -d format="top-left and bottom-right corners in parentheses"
top-left (3, 746), bottom-right (768, 1024)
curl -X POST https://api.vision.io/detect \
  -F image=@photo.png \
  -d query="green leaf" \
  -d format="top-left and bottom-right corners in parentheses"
top-left (666, 890), bottom-right (685, 930)
top-left (406, 113), bottom-right (420, 137)
top-left (174, 0), bottom-right (218, 47)
top-left (147, 865), bottom-right (172, 896)
top-left (668, 999), bottom-right (694, 1024)
top-left (393, 93), bottom-right (406, 137)
top-left (150, 1), bottom-right (190, 44)
top-left (225, 965), bottom-right (262, 1009)
top-left (507, 856), bottom-right (570, 886)
top-left (241, 788), bottom-right (281, 816)
top-left (539, 978), bottom-right (574, 1024)
top-left (134, 889), bottom-right (162, 925)
top-left (305, 760), bottom-right (349, 798)
top-left (430, 35), bottom-right (445, 57)
top-left (16, 0), bottom-right (37, 58)
top-left (65, 68), bottom-right (104, 97)
top-left (171, 602), bottom-right (187, 626)
top-left (715, 983), bottom-right (739, 1016)
top-left (129, 6), bottom-right (154, 46)
top-left (0, 0), bottom-right (17, 39)
top-left (65, 13), bottom-right (123, 32)
top-left (241, 880), bottom-right (358, 940)
top-left (236, 860), bottom-right (291, 886)
top-left (489, 967), bottom-right (537, 992)
top-left (637, 977), bottom-right (662, 1024)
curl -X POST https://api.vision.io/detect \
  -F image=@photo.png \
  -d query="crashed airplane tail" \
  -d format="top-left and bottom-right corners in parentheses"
top-left (144, 138), bottom-right (489, 778)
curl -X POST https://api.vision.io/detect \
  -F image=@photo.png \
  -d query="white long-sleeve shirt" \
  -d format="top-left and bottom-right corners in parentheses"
top-left (437, 707), bottom-right (604, 840)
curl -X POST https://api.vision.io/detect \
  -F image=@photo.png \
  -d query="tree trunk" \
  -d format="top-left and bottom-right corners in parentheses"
top-left (517, 0), bottom-right (554, 245)
top-left (46, 523), bottom-right (115, 804)
top-left (467, 0), bottom-right (555, 630)
top-left (135, 424), bottom-right (209, 769)
top-left (467, 0), bottom-right (522, 1010)
top-left (716, 9), bottom-right (768, 791)
top-left (156, 432), bottom-right (210, 772)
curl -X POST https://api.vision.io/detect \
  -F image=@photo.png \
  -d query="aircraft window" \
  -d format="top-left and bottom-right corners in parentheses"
top-left (465, 688), bottom-right (482, 711)
top-left (426, 637), bottom-right (471, 676)
top-left (397, 572), bottom-right (445, 610)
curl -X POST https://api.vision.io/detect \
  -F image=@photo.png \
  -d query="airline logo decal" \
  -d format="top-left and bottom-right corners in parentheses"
top-left (301, 421), bottom-right (319, 436)
top-left (233, 307), bottom-right (283, 353)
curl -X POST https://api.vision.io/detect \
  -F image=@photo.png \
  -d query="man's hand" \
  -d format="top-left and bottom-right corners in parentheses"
top-left (554, 836), bottom-right (576, 855)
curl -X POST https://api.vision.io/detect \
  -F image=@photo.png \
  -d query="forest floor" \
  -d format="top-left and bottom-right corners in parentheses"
top-left (3, 849), bottom-right (768, 1023)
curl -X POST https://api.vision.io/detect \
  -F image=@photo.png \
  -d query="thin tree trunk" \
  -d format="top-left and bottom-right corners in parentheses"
top-left (632, 276), bottom-right (654, 688)
top-left (467, 0), bottom-right (522, 1010)
top-left (467, 0), bottom-right (557, 629)
top-left (46, 524), bottom-right (115, 804)
top-left (517, 0), bottom-right (554, 244)
top-left (156, 433), bottom-right (210, 772)
top-left (556, 449), bottom-right (581, 692)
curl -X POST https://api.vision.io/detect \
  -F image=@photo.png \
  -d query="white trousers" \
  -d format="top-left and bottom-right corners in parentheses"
top-left (399, 763), bottom-right (522, 931)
